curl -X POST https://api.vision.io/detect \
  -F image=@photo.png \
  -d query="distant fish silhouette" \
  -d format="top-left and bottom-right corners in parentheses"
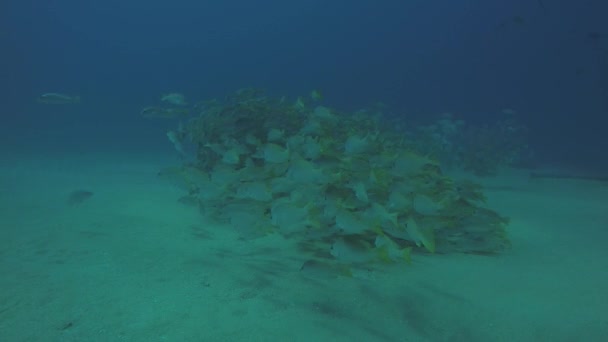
top-left (161, 93), bottom-right (187, 106)
top-left (140, 106), bottom-right (189, 119)
top-left (496, 15), bottom-right (526, 31)
top-left (67, 190), bottom-right (94, 205)
top-left (587, 31), bottom-right (607, 42)
top-left (537, 0), bottom-right (546, 11)
top-left (37, 93), bottom-right (80, 104)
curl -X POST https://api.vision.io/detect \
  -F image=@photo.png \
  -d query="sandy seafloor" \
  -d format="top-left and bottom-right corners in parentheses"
top-left (1, 151), bottom-right (607, 342)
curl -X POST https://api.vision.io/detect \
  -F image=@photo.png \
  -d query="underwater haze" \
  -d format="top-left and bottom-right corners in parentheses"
top-left (1, 0), bottom-right (608, 341)
top-left (2, 0), bottom-right (607, 168)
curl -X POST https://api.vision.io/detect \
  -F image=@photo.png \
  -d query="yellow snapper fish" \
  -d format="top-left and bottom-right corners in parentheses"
top-left (294, 96), bottom-right (306, 111)
top-left (310, 89), bottom-right (323, 101)
top-left (405, 217), bottom-right (436, 253)
top-left (334, 209), bottom-right (373, 235)
top-left (374, 233), bottom-right (412, 264)
top-left (331, 233), bottom-right (412, 265)
top-left (36, 93), bottom-right (80, 104)
top-left (261, 143), bottom-right (290, 164)
top-left (270, 197), bottom-right (319, 234)
top-left (161, 92), bottom-right (187, 106)
top-left (330, 236), bottom-right (376, 264)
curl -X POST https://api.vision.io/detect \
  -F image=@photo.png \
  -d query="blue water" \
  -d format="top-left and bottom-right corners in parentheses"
top-left (2, 0), bottom-right (607, 169)
top-left (2, 1), bottom-right (608, 341)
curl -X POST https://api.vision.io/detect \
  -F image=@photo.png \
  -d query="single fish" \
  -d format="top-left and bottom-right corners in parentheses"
top-left (374, 234), bottom-right (412, 264)
top-left (330, 236), bottom-right (375, 264)
top-left (167, 130), bottom-right (186, 155)
top-left (587, 31), bottom-right (607, 41)
top-left (538, 0), bottom-right (546, 11)
top-left (141, 106), bottom-right (189, 119)
top-left (37, 93), bottom-right (80, 104)
top-left (496, 15), bottom-right (526, 31)
top-left (161, 93), bottom-right (187, 106)
top-left (294, 97), bottom-right (305, 111)
top-left (405, 217), bottom-right (436, 253)
top-left (67, 190), bottom-right (93, 205)
top-left (261, 143), bottom-right (290, 164)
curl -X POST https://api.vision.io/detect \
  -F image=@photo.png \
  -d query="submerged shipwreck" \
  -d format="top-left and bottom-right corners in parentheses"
top-left (160, 89), bottom-right (510, 267)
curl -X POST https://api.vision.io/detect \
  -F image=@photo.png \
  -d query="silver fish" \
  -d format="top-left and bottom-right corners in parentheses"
top-left (37, 93), bottom-right (80, 104)
top-left (161, 93), bottom-right (187, 106)
top-left (141, 106), bottom-right (189, 119)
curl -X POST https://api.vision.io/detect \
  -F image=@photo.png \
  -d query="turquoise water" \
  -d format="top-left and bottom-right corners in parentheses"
top-left (2, 153), bottom-right (606, 341)
top-left (1, 1), bottom-right (607, 341)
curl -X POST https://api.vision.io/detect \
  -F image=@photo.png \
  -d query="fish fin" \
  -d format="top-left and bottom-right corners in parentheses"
top-left (421, 228), bottom-right (436, 253)
top-left (389, 212), bottom-right (399, 227)
top-left (377, 246), bottom-right (392, 263)
top-left (538, 0), bottom-right (546, 11)
top-left (337, 265), bottom-right (353, 277)
top-left (372, 225), bottom-right (384, 236)
top-left (402, 247), bottom-right (413, 264)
